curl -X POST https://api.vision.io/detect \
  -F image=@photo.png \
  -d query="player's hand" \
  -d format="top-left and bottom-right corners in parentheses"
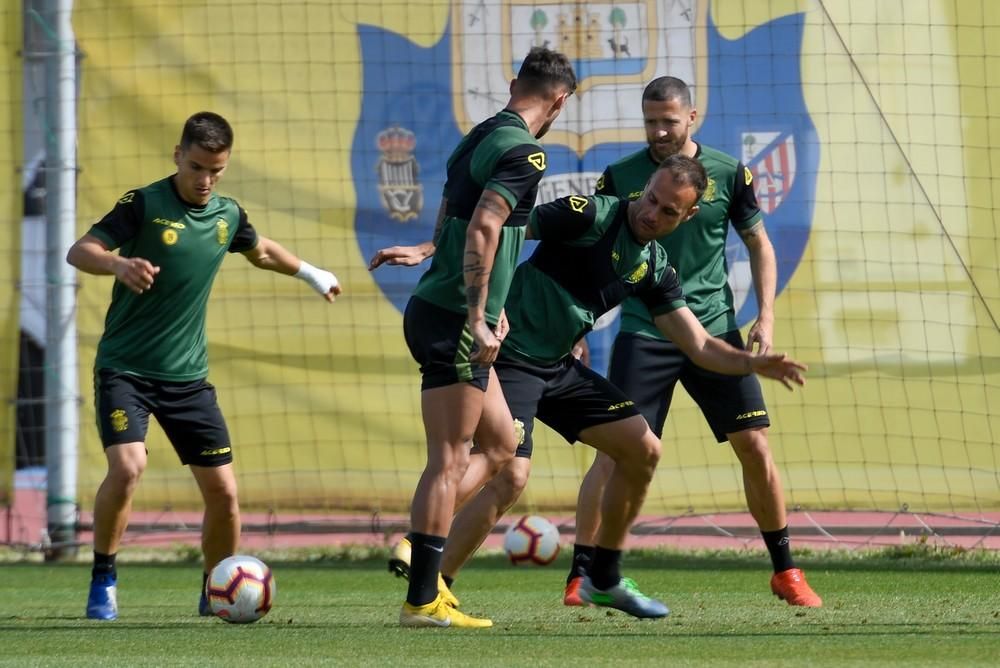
top-left (114, 256), bottom-right (160, 294)
top-left (747, 316), bottom-right (774, 355)
top-left (302, 267), bottom-right (341, 302)
top-left (469, 319), bottom-right (501, 366)
top-left (750, 353), bottom-right (807, 390)
top-left (571, 337), bottom-right (591, 367)
top-left (368, 242), bottom-right (435, 270)
top-left (494, 309), bottom-right (509, 343)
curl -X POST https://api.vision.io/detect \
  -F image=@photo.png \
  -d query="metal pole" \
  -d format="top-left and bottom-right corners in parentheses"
top-left (42, 0), bottom-right (78, 560)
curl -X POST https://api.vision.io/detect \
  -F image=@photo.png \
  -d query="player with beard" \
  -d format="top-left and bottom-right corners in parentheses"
top-left (563, 76), bottom-right (822, 608)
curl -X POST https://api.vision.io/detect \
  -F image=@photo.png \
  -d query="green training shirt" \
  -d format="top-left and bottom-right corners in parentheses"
top-left (88, 176), bottom-right (258, 381)
top-left (412, 110), bottom-right (547, 325)
top-left (500, 194), bottom-right (686, 365)
top-left (596, 143), bottom-right (762, 338)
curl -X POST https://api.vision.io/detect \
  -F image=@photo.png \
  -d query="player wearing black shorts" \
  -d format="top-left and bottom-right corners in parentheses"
top-left (567, 76), bottom-right (822, 608)
top-left (374, 155), bottom-right (807, 620)
top-left (69, 112), bottom-right (342, 621)
top-left (370, 47), bottom-right (577, 629)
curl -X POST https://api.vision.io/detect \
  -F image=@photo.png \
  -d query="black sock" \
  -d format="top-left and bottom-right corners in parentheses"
top-left (588, 546), bottom-right (622, 591)
top-left (762, 526), bottom-right (795, 573)
top-left (92, 551), bottom-right (116, 579)
top-left (202, 571), bottom-right (209, 595)
top-left (568, 544), bottom-right (595, 584)
top-left (441, 574), bottom-right (454, 589)
top-left (405, 532), bottom-right (446, 607)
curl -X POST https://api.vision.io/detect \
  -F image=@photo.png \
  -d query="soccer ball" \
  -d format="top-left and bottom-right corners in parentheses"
top-left (503, 515), bottom-right (561, 565)
top-left (206, 555), bottom-right (276, 623)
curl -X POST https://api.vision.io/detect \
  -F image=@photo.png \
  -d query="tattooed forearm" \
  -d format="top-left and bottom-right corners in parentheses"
top-left (432, 199), bottom-right (448, 245)
top-left (477, 195), bottom-right (509, 218)
top-left (466, 284), bottom-right (483, 308)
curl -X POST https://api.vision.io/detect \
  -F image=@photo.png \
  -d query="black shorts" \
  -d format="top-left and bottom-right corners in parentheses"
top-left (495, 355), bottom-right (641, 458)
top-left (94, 369), bottom-right (233, 467)
top-left (404, 296), bottom-right (490, 392)
top-left (608, 330), bottom-right (770, 442)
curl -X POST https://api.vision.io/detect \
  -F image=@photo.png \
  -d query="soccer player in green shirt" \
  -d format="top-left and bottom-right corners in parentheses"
top-left (68, 112), bottom-right (342, 621)
top-left (372, 155), bottom-right (807, 619)
top-left (563, 76), bottom-right (822, 608)
top-left (373, 47), bottom-right (576, 628)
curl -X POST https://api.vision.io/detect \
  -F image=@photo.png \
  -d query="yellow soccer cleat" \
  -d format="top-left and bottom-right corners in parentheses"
top-left (399, 594), bottom-right (492, 629)
top-left (388, 537), bottom-right (460, 608)
top-left (388, 537), bottom-right (412, 579)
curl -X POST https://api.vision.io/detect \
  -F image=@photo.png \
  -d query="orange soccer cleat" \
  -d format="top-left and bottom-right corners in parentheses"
top-left (563, 575), bottom-right (585, 607)
top-left (770, 568), bottom-right (822, 607)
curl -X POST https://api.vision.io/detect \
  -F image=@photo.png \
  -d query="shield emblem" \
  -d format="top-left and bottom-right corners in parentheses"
top-left (742, 132), bottom-right (797, 215)
top-left (354, 1), bottom-right (819, 357)
top-left (453, 0), bottom-right (707, 154)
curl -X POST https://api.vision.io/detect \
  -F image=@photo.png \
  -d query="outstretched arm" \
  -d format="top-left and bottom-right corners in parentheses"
top-left (742, 222), bottom-right (777, 354)
top-left (653, 307), bottom-right (806, 390)
top-left (242, 235), bottom-right (342, 302)
top-left (368, 198), bottom-right (446, 270)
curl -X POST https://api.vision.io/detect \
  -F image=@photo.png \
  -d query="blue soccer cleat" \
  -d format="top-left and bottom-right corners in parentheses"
top-left (199, 588), bottom-right (213, 616)
top-left (86, 572), bottom-right (118, 620)
top-left (579, 575), bottom-right (670, 619)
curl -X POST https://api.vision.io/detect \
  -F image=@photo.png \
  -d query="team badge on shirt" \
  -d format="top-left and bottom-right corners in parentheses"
top-left (528, 152), bottom-right (547, 171)
top-left (568, 195), bottom-right (588, 213)
top-left (624, 262), bottom-right (648, 284)
top-left (702, 178), bottom-right (716, 203)
top-left (216, 219), bottom-right (229, 245)
top-left (162, 229), bottom-right (178, 246)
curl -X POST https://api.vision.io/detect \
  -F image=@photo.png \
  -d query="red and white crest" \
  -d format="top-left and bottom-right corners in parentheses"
top-left (742, 132), bottom-right (796, 214)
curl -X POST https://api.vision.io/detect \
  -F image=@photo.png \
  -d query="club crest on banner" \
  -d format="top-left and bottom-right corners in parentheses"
top-left (742, 132), bottom-right (796, 215)
top-left (353, 1), bottom-right (819, 370)
top-left (376, 126), bottom-right (423, 222)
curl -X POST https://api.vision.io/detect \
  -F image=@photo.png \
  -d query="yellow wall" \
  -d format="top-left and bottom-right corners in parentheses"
top-left (70, 1), bottom-right (999, 514)
top-left (0, 6), bottom-right (22, 504)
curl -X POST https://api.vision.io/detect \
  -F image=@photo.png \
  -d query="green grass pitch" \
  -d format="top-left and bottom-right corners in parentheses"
top-left (2, 549), bottom-right (998, 666)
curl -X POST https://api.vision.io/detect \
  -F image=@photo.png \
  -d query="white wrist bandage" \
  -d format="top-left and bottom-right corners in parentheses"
top-left (295, 260), bottom-right (339, 296)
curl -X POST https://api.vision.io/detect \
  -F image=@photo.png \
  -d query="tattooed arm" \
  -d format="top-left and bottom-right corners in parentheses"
top-left (464, 189), bottom-right (512, 365)
top-left (741, 221), bottom-right (777, 355)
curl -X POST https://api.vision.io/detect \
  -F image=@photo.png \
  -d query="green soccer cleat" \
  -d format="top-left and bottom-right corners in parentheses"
top-left (579, 576), bottom-right (670, 619)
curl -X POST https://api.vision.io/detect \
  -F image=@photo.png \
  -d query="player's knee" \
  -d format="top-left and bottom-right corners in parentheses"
top-left (729, 427), bottom-right (771, 464)
top-left (494, 458), bottom-right (531, 502)
top-left (199, 474), bottom-right (239, 510)
top-left (482, 440), bottom-right (516, 475)
top-left (107, 458), bottom-right (146, 490)
top-left (637, 431), bottom-right (661, 476)
top-left (615, 430), bottom-right (660, 482)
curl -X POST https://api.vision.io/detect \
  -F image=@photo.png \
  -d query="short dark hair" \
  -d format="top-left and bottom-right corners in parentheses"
top-left (642, 76), bottom-right (692, 108)
top-left (515, 47), bottom-right (577, 97)
top-left (656, 154), bottom-right (707, 202)
top-left (180, 112), bottom-right (234, 152)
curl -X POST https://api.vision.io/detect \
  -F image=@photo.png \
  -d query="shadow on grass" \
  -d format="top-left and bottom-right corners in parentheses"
top-left (4, 542), bottom-right (998, 573)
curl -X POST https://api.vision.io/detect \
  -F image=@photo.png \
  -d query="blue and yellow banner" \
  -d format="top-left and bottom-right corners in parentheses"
top-left (70, 0), bottom-right (999, 514)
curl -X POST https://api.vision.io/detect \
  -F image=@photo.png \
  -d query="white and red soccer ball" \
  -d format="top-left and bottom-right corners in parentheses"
top-left (206, 555), bottom-right (276, 623)
top-left (503, 515), bottom-right (561, 566)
